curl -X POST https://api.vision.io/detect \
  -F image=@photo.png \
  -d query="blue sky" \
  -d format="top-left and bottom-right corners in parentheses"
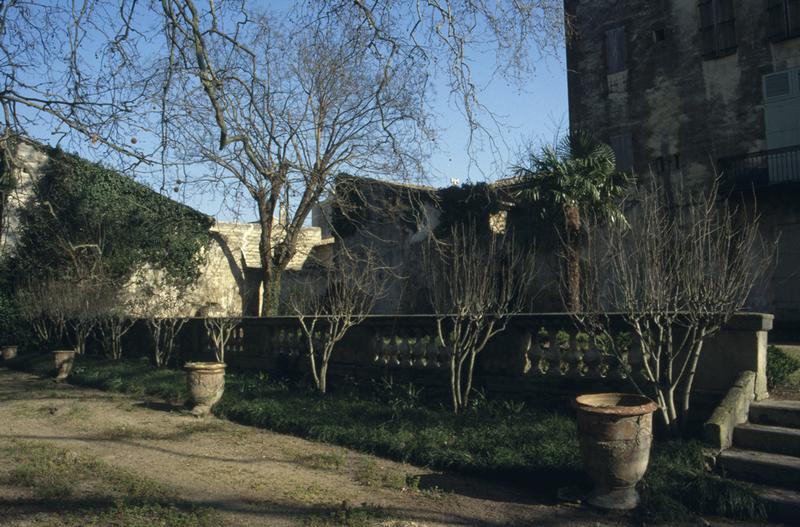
top-left (425, 52), bottom-right (569, 187)
top-left (20, 2), bottom-right (570, 221)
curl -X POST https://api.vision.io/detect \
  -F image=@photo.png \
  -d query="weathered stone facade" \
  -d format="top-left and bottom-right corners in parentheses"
top-left (187, 222), bottom-right (334, 316)
top-left (0, 139), bottom-right (48, 253)
top-left (566, 0), bottom-right (800, 189)
top-left (314, 177), bottom-right (442, 314)
top-left (565, 0), bottom-right (800, 330)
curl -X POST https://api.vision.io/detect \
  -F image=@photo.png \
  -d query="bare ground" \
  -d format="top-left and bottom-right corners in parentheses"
top-left (0, 368), bottom-right (761, 527)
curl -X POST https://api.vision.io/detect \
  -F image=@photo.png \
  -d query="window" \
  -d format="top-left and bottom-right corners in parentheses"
top-left (698, 0), bottom-right (737, 59)
top-left (768, 0), bottom-right (800, 41)
top-left (609, 133), bottom-right (634, 172)
top-left (605, 27), bottom-right (627, 74)
top-left (763, 68), bottom-right (800, 151)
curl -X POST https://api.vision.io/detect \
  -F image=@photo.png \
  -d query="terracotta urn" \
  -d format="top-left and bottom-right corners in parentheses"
top-left (184, 362), bottom-right (226, 417)
top-left (574, 392), bottom-right (658, 510)
top-left (53, 349), bottom-right (76, 381)
top-left (1, 345), bottom-right (17, 360)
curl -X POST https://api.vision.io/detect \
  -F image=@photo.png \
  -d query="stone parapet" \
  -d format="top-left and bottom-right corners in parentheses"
top-left (703, 370), bottom-right (757, 449)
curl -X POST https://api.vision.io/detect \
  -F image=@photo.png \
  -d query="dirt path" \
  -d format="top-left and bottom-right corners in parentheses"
top-left (0, 368), bottom-right (746, 527)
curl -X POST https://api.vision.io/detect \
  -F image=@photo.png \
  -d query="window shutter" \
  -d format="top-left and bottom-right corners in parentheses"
top-left (610, 133), bottom-right (634, 172)
top-left (764, 71), bottom-right (792, 100)
top-left (605, 27), bottom-right (627, 74)
top-left (768, 0), bottom-right (787, 39)
top-left (767, 0), bottom-right (800, 41)
top-left (716, 0), bottom-right (737, 54)
top-left (789, 0), bottom-right (800, 35)
top-left (698, 0), bottom-right (737, 58)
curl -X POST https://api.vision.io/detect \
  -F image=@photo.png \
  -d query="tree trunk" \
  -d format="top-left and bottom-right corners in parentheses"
top-left (257, 199), bottom-right (277, 316)
top-left (319, 361), bottom-right (328, 394)
top-left (564, 204), bottom-right (582, 312)
top-left (450, 355), bottom-right (459, 414)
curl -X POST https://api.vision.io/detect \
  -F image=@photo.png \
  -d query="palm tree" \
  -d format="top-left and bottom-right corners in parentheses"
top-left (513, 130), bottom-right (632, 312)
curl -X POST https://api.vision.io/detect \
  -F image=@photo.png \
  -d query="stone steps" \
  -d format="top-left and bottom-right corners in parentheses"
top-left (716, 398), bottom-right (800, 520)
top-left (749, 400), bottom-right (800, 429)
top-left (718, 448), bottom-right (800, 489)
top-left (732, 422), bottom-right (800, 457)
top-left (750, 484), bottom-right (800, 524)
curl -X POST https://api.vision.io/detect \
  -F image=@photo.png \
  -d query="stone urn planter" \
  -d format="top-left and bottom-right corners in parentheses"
top-left (574, 392), bottom-right (659, 510)
top-left (53, 349), bottom-right (76, 381)
top-left (184, 362), bottom-right (226, 417)
top-left (1, 345), bottom-right (17, 360)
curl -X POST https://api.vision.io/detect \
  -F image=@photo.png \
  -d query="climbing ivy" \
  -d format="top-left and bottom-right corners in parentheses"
top-left (14, 146), bottom-right (212, 287)
top-left (434, 182), bottom-right (502, 237)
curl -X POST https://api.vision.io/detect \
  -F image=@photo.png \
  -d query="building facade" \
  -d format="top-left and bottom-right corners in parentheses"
top-left (566, 0), bottom-right (800, 330)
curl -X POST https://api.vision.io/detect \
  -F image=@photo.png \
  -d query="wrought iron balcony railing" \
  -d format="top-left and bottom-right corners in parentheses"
top-left (718, 144), bottom-right (800, 190)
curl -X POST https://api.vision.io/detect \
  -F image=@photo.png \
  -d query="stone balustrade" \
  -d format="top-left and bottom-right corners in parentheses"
top-left (181, 312), bottom-right (773, 401)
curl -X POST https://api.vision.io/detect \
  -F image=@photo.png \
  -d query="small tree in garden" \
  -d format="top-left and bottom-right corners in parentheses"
top-left (18, 277), bottom-right (105, 354)
top-left (285, 251), bottom-right (388, 394)
top-left (98, 288), bottom-right (136, 360)
top-left (16, 281), bottom-right (64, 347)
top-left (202, 283), bottom-right (248, 363)
top-left (204, 317), bottom-right (240, 363)
top-left (424, 221), bottom-right (537, 413)
top-left (577, 181), bottom-right (773, 434)
top-left (513, 130), bottom-right (632, 312)
top-left (99, 313), bottom-right (135, 361)
top-left (148, 317), bottom-right (187, 368)
top-left (64, 279), bottom-right (117, 355)
top-left (130, 274), bottom-right (190, 368)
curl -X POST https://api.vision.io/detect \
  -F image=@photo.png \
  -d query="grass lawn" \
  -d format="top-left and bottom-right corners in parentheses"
top-left (767, 345), bottom-right (800, 391)
top-left (6, 352), bottom-right (768, 523)
top-left (0, 440), bottom-right (218, 526)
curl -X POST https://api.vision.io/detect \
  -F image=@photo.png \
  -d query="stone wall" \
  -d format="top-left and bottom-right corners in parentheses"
top-left (1, 140), bottom-right (49, 253)
top-left (565, 0), bottom-right (800, 191)
top-left (320, 177), bottom-right (443, 314)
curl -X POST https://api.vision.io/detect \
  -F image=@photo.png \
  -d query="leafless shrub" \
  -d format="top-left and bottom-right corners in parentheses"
top-left (424, 221), bottom-right (537, 413)
top-left (16, 280), bottom-right (65, 347)
top-left (147, 317), bottom-right (187, 368)
top-left (284, 251), bottom-right (388, 394)
top-left (98, 288), bottom-right (136, 360)
top-left (128, 273), bottom-right (190, 368)
top-left (203, 316), bottom-right (240, 364)
top-left (577, 180), bottom-right (774, 433)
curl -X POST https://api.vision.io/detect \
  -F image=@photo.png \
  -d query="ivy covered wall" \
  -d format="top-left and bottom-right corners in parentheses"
top-left (11, 144), bottom-right (212, 286)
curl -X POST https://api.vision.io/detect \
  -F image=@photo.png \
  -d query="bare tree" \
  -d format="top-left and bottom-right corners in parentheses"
top-left (159, 2), bottom-right (429, 314)
top-left (157, 1), bottom-right (565, 315)
top-left (128, 273), bottom-right (190, 368)
top-left (99, 313), bottom-right (134, 361)
top-left (424, 221), bottom-right (537, 413)
top-left (315, 1), bottom-right (567, 160)
top-left (285, 251), bottom-right (388, 394)
top-left (0, 2), bottom-right (164, 168)
top-left (577, 181), bottom-right (773, 434)
top-left (98, 288), bottom-right (136, 360)
top-left (65, 278), bottom-right (116, 355)
top-left (147, 316), bottom-right (187, 368)
top-left (16, 279), bottom-right (65, 347)
top-left (203, 316), bottom-right (239, 364)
